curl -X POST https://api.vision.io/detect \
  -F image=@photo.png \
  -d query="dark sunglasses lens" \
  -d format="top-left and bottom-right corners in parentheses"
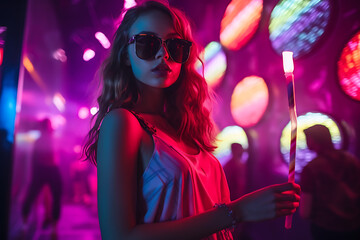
top-left (136, 35), bottom-right (161, 59)
top-left (167, 39), bottom-right (191, 63)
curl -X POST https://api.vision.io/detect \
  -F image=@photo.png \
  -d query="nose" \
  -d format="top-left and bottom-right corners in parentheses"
top-left (155, 42), bottom-right (170, 60)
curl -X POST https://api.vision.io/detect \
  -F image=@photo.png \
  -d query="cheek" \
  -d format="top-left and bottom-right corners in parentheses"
top-left (131, 62), bottom-right (144, 80)
top-left (128, 50), bottom-right (146, 80)
top-left (171, 64), bottom-right (182, 81)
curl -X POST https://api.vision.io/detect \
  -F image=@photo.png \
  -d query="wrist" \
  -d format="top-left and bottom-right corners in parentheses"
top-left (214, 203), bottom-right (238, 230)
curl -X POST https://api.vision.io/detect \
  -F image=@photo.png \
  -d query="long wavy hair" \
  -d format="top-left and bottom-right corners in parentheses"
top-left (83, 0), bottom-right (216, 165)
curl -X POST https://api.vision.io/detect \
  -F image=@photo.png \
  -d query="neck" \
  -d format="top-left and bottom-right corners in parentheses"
top-left (133, 83), bottom-right (165, 115)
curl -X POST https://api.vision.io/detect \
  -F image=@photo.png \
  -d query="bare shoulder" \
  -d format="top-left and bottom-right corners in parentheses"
top-left (101, 108), bottom-right (139, 130)
top-left (97, 108), bottom-right (143, 165)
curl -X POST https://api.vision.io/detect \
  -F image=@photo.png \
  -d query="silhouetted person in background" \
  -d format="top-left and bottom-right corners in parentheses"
top-left (21, 119), bottom-right (62, 238)
top-left (300, 124), bottom-right (360, 240)
top-left (223, 143), bottom-right (246, 201)
top-left (223, 143), bottom-right (251, 240)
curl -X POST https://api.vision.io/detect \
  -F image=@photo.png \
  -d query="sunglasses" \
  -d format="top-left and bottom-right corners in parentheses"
top-left (128, 33), bottom-right (192, 63)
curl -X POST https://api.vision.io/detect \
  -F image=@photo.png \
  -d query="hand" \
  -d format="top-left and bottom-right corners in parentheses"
top-left (231, 182), bottom-right (300, 222)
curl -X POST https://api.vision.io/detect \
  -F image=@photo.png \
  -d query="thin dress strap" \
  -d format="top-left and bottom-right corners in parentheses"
top-left (127, 110), bottom-right (157, 135)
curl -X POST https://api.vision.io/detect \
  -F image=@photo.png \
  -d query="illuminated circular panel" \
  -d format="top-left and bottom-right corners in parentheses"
top-left (337, 30), bottom-right (360, 101)
top-left (213, 126), bottom-right (249, 166)
top-left (269, 0), bottom-right (332, 58)
top-left (220, 0), bottom-right (263, 50)
top-left (231, 76), bottom-right (269, 127)
top-left (195, 42), bottom-right (227, 88)
top-left (280, 112), bottom-right (342, 174)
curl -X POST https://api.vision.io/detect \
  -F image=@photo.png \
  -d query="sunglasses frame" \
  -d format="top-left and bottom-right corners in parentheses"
top-left (128, 33), bottom-right (192, 63)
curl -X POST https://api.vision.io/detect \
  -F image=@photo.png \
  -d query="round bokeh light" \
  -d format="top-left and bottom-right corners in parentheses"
top-left (269, 0), bottom-right (333, 58)
top-left (220, 0), bottom-right (263, 50)
top-left (196, 42), bottom-right (227, 88)
top-left (280, 112), bottom-right (342, 174)
top-left (337, 30), bottom-right (360, 101)
top-left (231, 76), bottom-right (269, 127)
top-left (213, 125), bottom-right (249, 166)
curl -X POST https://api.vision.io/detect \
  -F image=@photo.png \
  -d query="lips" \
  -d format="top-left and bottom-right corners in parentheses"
top-left (152, 63), bottom-right (171, 72)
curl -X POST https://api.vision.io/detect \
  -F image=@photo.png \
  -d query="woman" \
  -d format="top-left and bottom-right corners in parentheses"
top-left (83, 1), bottom-right (300, 239)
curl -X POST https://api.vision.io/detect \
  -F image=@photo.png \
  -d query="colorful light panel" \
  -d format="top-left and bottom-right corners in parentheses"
top-left (231, 76), bottom-right (269, 127)
top-left (280, 112), bottom-right (342, 174)
top-left (196, 42), bottom-right (227, 88)
top-left (220, 0), bottom-right (263, 50)
top-left (269, 0), bottom-right (332, 58)
top-left (337, 30), bottom-right (360, 101)
top-left (213, 125), bottom-right (249, 166)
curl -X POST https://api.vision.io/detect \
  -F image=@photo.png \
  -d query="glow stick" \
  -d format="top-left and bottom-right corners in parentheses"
top-left (282, 51), bottom-right (297, 229)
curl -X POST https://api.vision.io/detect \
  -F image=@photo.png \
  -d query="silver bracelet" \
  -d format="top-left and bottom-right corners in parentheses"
top-left (214, 203), bottom-right (237, 230)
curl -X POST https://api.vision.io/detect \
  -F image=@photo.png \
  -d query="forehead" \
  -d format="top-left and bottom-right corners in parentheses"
top-left (129, 10), bottom-right (176, 37)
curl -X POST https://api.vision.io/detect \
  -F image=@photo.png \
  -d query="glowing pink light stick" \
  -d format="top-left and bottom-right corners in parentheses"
top-left (282, 51), bottom-right (297, 229)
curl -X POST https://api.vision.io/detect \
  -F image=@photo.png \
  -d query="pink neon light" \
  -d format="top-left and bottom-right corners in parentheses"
top-left (0, 48), bottom-right (3, 66)
top-left (95, 32), bottom-right (111, 49)
top-left (78, 107), bottom-right (90, 119)
top-left (83, 49), bottom-right (95, 61)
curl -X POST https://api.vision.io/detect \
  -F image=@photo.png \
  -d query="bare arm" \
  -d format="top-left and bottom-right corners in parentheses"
top-left (97, 109), bottom-right (301, 240)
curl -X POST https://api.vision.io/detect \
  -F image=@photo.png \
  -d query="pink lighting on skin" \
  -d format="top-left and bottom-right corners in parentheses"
top-left (95, 32), bottom-right (111, 49)
top-left (83, 49), bottom-right (95, 61)
top-left (78, 107), bottom-right (90, 119)
top-left (53, 93), bottom-right (66, 112)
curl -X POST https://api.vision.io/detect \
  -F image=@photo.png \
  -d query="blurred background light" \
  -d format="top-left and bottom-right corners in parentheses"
top-left (0, 47), bottom-right (3, 66)
top-left (337, 29), bottom-right (360, 101)
top-left (124, 0), bottom-right (137, 10)
top-left (269, 0), bottom-right (333, 58)
top-left (73, 144), bottom-right (82, 154)
top-left (78, 107), bottom-right (90, 119)
top-left (280, 112), bottom-right (343, 174)
top-left (83, 48), bottom-right (95, 61)
top-left (53, 93), bottom-right (66, 112)
top-left (95, 32), bottom-right (111, 49)
top-left (213, 125), bottom-right (249, 165)
top-left (16, 130), bottom-right (41, 143)
top-left (52, 48), bottom-right (67, 62)
top-left (231, 75), bottom-right (269, 127)
top-left (195, 42), bottom-right (227, 88)
top-left (23, 56), bottom-right (47, 92)
top-left (51, 114), bottom-right (67, 129)
top-left (220, 0), bottom-right (263, 50)
top-left (90, 106), bottom-right (98, 115)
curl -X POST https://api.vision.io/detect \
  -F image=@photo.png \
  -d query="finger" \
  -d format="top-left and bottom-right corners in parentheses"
top-left (275, 193), bottom-right (300, 202)
top-left (272, 182), bottom-right (301, 194)
top-left (276, 201), bottom-right (299, 210)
